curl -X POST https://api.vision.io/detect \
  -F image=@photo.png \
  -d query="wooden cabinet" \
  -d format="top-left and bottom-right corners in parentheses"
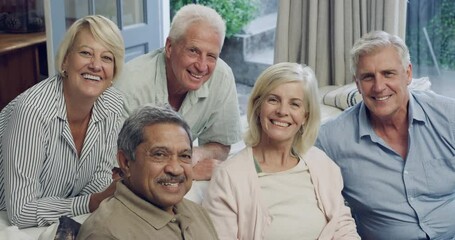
top-left (0, 32), bottom-right (47, 110)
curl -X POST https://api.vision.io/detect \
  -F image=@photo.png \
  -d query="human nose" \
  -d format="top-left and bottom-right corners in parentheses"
top-left (372, 75), bottom-right (386, 92)
top-left (88, 56), bottom-right (102, 71)
top-left (164, 156), bottom-right (184, 175)
top-left (276, 103), bottom-right (289, 116)
top-left (194, 56), bottom-right (208, 72)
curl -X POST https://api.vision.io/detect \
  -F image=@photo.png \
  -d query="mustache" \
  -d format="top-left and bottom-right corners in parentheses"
top-left (156, 174), bottom-right (186, 184)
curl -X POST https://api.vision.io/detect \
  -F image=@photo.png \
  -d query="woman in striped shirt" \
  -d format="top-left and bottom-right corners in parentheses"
top-left (0, 15), bottom-right (125, 228)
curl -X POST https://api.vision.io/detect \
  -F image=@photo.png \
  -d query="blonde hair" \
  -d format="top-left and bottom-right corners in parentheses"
top-left (55, 15), bottom-right (125, 80)
top-left (244, 62), bottom-right (321, 155)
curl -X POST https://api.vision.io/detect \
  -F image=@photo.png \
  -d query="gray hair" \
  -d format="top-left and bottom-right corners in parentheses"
top-left (117, 104), bottom-right (192, 161)
top-left (168, 4), bottom-right (226, 48)
top-left (55, 15), bottom-right (125, 80)
top-left (244, 62), bottom-right (321, 155)
top-left (350, 30), bottom-right (410, 77)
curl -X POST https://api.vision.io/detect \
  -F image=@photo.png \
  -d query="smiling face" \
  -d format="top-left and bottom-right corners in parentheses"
top-left (258, 82), bottom-right (307, 145)
top-left (61, 28), bottom-right (115, 100)
top-left (119, 123), bottom-right (193, 214)
top-left (165, 21), bottom-right (222, 94)
top-left (355, 46), bottom-right (412, 121)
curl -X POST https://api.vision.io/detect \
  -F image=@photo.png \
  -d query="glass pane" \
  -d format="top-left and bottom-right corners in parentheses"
top-left (94, 0), bottom-right (118, 25)
top-left (406, 0), bottom-right (455, 98)
top-left (64, 0), bottom-right (89, 29)
top-left (123, 0), bottom-right (144, 26)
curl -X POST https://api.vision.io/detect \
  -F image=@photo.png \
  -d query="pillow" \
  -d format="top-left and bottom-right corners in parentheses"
top-left (321, 77), bottom-right (432, 110)
top-left (321, 83), bottom-right (361, 110)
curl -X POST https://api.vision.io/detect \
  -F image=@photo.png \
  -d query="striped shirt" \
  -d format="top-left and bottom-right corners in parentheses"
top-left (0, 75), bottom-right (124, 228)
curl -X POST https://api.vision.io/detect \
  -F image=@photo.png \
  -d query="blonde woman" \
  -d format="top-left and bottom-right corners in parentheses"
top-left (0, 15), bottom-right (124, 228)
top-left (203, 62), bottom-right (359, 239)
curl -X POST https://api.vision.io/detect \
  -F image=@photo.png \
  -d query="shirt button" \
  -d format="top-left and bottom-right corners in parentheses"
top-left (171, 218), bottom-right (176, 223)
top-left (409, 197), bottom-right (414, 201)
top-left (404, 170), bottom-right (408, 174)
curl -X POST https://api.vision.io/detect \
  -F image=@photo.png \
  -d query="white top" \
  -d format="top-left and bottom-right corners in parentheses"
top-left (258, 159), bottom-right (327, 239)
top-left (0, 76), bottom-right (123, 228)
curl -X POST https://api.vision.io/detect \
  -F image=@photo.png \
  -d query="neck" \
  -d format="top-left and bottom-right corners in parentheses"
top-left (253, 141), bottom-right (297, 172)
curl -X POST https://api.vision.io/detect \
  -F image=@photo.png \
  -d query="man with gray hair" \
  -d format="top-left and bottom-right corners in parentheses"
top-left (77, 105), bottom-right (219, 239)
top-left (316, 30), bottom-right (455, 239)
top-left (115, 4), bottom-right (242, 181)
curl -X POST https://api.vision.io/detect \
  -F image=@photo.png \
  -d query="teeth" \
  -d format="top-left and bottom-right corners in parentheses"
top-left (272, 120), bottom-right (289, 127)
top-left (161, 182), bottom-right (178, 187)
top-left (83, 74), bottom-right (101, 81)
top-left (375, 96), bottom-right (390, 101)
top-left (190, 72), bottom-right (203, 79)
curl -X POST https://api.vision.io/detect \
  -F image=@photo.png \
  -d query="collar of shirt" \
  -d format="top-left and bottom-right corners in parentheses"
top-left (114, 181), bottom-right (193, 230)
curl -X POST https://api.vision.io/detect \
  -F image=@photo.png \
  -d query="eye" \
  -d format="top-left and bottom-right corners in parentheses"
top-left (188, 47), bottom-right (198, 56)
top-left (179, 153), bottom-right (192, 163)
top-left (267, 96), bottom-right (279, 104)
top-left (361, 75), bottom-right (373, 81)
top-left (79, 51), bottom-right (92, 58)
top-left (291, 102), bottom-right (301, 108)
top-left (384, 72), bottom-right (394, 78)
top-left (149, 150), bottom-right (169, 162)
top-left (102, 55), bottom-right (114, 63)
top-left (208, 54), bottom-right (218, 61)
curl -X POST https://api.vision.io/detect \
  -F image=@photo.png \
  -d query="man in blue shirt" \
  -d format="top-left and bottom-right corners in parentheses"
top-left (316, 30), bottom-right (455, 239)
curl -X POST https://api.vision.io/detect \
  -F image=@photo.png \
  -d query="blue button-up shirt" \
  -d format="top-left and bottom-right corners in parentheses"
top-left (316, 91), bottom-right (455, 240)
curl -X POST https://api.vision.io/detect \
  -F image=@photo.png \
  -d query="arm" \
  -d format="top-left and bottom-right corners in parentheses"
top-left (192, 142), bottom-right (230, 180)
top-left (202, 167), bottom-right (239, 240)
top-left (315, 156), bottom-right (360, 240)
top-left (3, 104), bottom-right (91, 228)
top-left (79, 116), bottom-right (123, 212)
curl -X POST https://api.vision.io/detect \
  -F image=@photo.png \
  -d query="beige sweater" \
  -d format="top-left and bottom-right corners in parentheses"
top-left (202, 146), bottom-right (360, 240)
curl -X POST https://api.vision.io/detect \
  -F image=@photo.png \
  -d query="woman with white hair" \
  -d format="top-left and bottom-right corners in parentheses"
top-left (203, 62), bottom-right (360, 239)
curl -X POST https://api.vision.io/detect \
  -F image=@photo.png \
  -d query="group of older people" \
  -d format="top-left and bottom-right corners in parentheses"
top-left (1, 3), bottom-right (454, 240)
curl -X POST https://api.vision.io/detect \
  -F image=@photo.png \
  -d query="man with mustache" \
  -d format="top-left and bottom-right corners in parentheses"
top-left (77, 105), bottom-right (219, 239)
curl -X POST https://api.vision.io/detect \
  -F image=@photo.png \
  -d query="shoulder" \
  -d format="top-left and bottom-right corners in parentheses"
top-left (304, 147), bottom-right (338, 168)
top-left (115, 49), bottom-right (164, 89)
top-left (1, 76), bottom-right (60, 119)
top-left (206, 57), bottom-right (235, 87)
top-left (98, 87), bottom-right (124, 116)
top-left (411, 90), bottom-right (455, 110)
top-left (124, 49), bottom-right (163, 70)
top-left (180, 199), bottom-right (213, 221)
top-left (220, 147), bottom-right (254, 171)
top-left (319, 104), bottom-right (361, 139)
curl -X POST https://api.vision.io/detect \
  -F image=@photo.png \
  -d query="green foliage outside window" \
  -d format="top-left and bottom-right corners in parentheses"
top-left (426, 0), bottom-right (455, 70)
top-left (406, 0), bottom-right (455, 70)
top-left (170, 0), bottom-right (258, 38)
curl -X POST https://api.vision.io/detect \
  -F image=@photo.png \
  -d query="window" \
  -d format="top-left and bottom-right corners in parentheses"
top-left (406, 0), bottom-right (455, 97)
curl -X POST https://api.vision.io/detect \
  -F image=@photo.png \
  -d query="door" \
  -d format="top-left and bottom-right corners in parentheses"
top-left (44, 0), bottom-right (169, 76)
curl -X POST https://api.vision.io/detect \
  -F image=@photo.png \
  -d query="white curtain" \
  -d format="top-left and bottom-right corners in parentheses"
top-left (274, 0), bottom-right (407, 86)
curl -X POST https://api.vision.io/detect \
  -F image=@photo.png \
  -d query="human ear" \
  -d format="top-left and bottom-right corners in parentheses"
top-left (117, 151), bottom-right (131, 179)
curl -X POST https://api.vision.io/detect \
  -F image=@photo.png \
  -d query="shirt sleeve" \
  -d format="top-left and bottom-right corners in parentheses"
top-left (2, 104), bottom-right (90, 228)
top-left (202, 167), bottom-right (239, 240)
top-left (198, 64), bottom-right (242, 146)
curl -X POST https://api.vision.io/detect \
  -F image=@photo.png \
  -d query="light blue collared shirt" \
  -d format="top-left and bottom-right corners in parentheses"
top-left (316, 90), bottom-right (455, 240)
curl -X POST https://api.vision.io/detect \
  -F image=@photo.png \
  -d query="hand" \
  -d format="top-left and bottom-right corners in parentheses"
top-left (88, 179), bottom-right (119, 212)
top-left (192, 158), bottom-right (221, 181)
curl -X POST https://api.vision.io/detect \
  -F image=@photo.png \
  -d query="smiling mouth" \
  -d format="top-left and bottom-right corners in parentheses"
top-left (82, 73), bottom-right (101, 81)
top-left (188, 71), bottom-right (204, 79)
top-left (160, 182), bottom-right (179, 187)
top-left (373, 95), bottom-right (391, 101)
top-left (271, 120), bottom-right (290, 127)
